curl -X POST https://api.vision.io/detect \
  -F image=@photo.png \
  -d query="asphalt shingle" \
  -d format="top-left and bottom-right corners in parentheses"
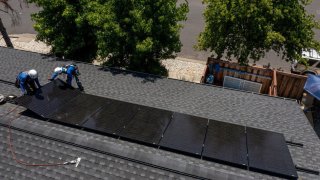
top-left (0, 47), bottom-right (320, 179)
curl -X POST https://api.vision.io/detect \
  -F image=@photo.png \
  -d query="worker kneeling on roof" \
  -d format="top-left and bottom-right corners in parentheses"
top-left (15, 69), bottom-right (41, 95)
top-left (49, 64), bottom-right (83, 91)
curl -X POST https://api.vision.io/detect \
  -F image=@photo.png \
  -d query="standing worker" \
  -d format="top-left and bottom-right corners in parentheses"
top-left (15, 69), bottom-right (41, 95)
top-left (49, 64), bottom-right (84, 91)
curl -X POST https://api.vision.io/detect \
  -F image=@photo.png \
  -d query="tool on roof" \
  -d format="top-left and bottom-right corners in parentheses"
top-left (0, 94), bottom-right (5, 104)
top-left (2, 104), bottom-right (82, 167)
top-left (63, 157), bottom-right (81, 167)
top-left (0, 94), bottom-right (17, 105)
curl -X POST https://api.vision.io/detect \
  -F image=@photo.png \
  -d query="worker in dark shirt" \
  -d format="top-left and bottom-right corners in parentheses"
top-left (15, 69), bottom-right (41, 95)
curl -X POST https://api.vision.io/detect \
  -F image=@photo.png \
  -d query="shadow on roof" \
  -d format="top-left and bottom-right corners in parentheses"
top-left (98, 67), bottom-right (163, 84)
top-left (20, 109), bottom-right (47, 121)
top-left (39, 53), bottom-right (163, 84)
top-left (40, 54), bottom-right (71, 63)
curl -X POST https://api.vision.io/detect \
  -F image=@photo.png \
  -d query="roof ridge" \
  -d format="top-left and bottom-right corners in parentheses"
top-left (0, 46), bottom-right (297, 102)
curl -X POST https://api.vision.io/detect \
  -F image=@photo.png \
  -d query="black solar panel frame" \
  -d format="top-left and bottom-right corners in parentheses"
top-left (119, 106), bottom-right (173, 147)
top-left (247, 127), bottom-right (298, 179)
top-left (14, 78), bottom-right (299, 180)
top-left (15, 79), bottom-right (81, 118)
top-left (159, 112), bottom-right (208, 157)
top-left (82, 100), bottom-right (140, 136)
top-left (46, 93), bottom-right (111, 126)
top-left (202, 120), bottom-right (248, 169)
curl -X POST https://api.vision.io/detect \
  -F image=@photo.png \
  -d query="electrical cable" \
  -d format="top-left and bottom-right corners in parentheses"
top-left (2, 104), bottom-right (73, 167)
top-left (0, 105), bottom-right (209, 179)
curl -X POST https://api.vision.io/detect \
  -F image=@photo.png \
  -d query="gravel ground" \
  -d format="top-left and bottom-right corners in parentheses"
top-left (0, 34), bottom-right (50, 54)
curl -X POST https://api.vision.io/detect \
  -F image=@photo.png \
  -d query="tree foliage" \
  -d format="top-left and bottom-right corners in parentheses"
top-left (29, 0), bottom-right (188, 76)
top-left (197, 0), bottom-right (320, 65)
top-left (28, 0), bottom-right (97, 61)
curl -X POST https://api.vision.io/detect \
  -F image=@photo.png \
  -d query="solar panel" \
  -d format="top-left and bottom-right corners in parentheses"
top-left (15, 78), bottom-right (299, 179)
top-left (47, 93), bottom-right (110, 126)
top-left (247, 127), bottom-right (298, 179)
top-left (119, 106), bottom-right (173, 145)
top-left (82, 100), bottom-right (140, 135)
top-left (159, 112), bottom-right (208, 156)
top-left (15, 79), bottom-right (81, 117)
top-left (202, 120), bottom-right (247, 168)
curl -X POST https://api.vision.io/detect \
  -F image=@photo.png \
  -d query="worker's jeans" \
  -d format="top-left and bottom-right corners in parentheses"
top-left (66, 66), bottom-right (76, 85)
top-left (66, 74), bottom-right (73, 85)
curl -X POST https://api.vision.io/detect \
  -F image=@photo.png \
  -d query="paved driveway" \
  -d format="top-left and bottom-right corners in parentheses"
top-left (1, 0), bottom-right (320, 71)
top-left (0, 1), bottom-right (37, 34)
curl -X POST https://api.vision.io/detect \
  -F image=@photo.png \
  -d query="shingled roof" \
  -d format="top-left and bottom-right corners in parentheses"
top-left (0, 47), bottom-right (319, 179)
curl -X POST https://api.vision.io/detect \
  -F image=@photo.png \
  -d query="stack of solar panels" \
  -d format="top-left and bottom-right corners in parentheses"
top-left (15, 79), bottom-right (298, 179)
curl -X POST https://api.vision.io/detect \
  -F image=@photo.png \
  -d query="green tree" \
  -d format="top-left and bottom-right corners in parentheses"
top-left (28, 0), bottom-right (97, 61)
top-left (197, 0), bottom-right (320, 65)
top-left (29, 0), bottom-right (188, 76)
top-left (86, 0), bottom-right (188, 75)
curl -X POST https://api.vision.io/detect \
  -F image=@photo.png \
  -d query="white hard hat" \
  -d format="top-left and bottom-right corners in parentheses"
top-left (28, 69), bottom-right (38, 79)
top-left (54, 67), bottom-right (63, 74)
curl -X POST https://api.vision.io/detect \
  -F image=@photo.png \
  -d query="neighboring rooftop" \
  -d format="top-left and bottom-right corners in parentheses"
top-left (0, 47), bottom-right (319, 179)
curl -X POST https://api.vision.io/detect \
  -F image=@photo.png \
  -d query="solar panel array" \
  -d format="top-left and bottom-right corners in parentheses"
top-left (15, 79), bottom-right (298, 179)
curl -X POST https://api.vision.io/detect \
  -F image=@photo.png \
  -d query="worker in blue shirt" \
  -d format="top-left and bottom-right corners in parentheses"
top-left (15, 69), bottom-right (41, 95)
top-left (49, 66), bottom-right (68, 80)
top-left (49, 64), bottom-right (83, 91)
